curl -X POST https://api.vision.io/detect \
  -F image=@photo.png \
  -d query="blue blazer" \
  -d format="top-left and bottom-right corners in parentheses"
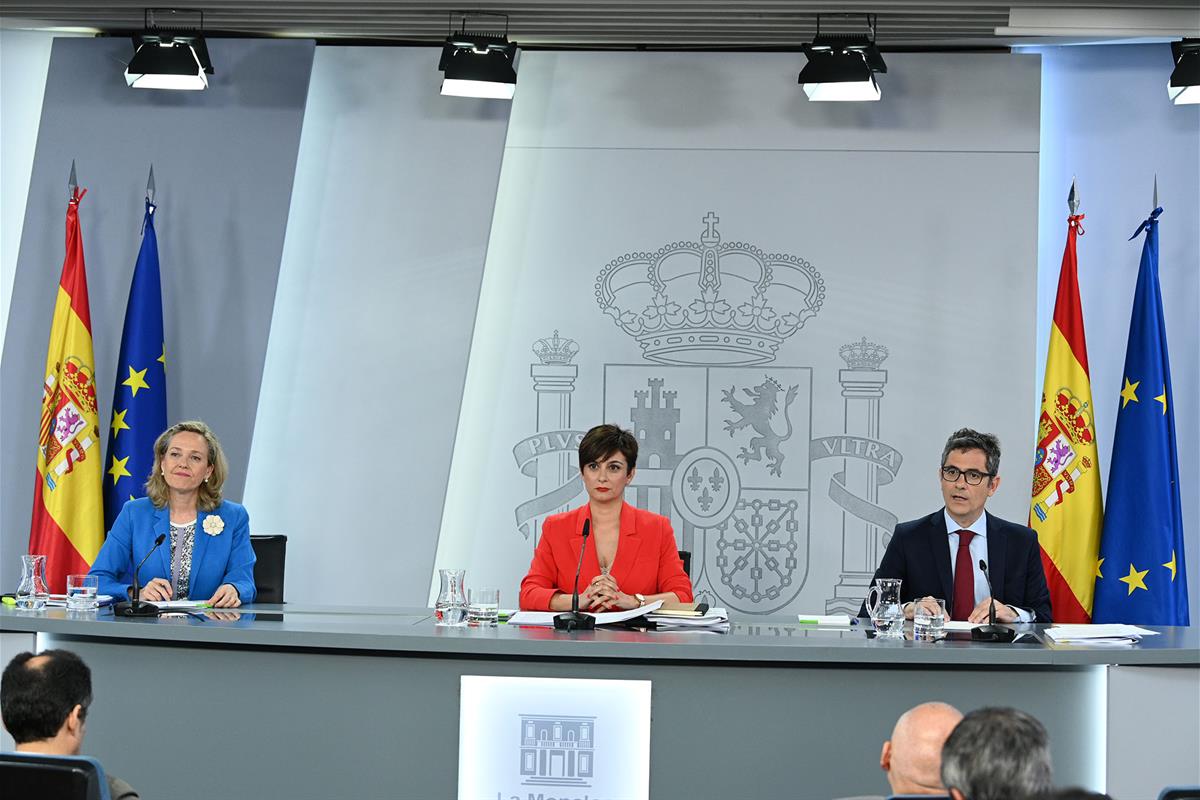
top-left (90, 497), bottom-right (257, 604)
top-left (862, 510), bottom-right (1052, 622)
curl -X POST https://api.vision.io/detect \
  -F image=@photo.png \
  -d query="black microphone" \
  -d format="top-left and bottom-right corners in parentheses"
top-left (971, 559), bottom-right (1015, 643)
top-left (554, 519), bottom-right (596, 632)
top-left (114, 533), bottom-right (167, 618)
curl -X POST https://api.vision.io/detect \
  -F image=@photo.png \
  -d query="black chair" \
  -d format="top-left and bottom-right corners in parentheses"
top-left (0, 752), bottom-right (111, 800)
top-left (678, 549), bottom-right (692, 578)
top-left (250, 534), bottom-right (287, 603)
top-left (1159, 788), bottom-right (1200, 800)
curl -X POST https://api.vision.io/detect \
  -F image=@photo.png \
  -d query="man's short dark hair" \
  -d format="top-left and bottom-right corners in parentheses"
top-left (941, 428), bottom-right (1002, 476)
top-left (578, 424), bottom-right (638, 471)
top-left (1, 649), bottom-right (92, 743)
top-left (941, 706), bottom-right (1053, 800)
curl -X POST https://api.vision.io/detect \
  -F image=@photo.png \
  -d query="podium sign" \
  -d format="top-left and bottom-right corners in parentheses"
top-left (459, 675), bottom-right (652, 800)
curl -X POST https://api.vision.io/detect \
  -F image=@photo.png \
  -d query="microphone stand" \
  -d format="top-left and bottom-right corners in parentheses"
top-left (971, 559), bottom-right (1016, 642)
top-left (114, 533), bottom-right (167, 617)
top-left (554, 519), bottom-right (596, 632)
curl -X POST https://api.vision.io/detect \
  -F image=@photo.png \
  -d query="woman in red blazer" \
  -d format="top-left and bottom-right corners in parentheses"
top-left (519, 424), bottom-right (694, 611)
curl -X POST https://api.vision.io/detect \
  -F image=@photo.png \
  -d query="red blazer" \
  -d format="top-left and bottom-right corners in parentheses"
top-left (519, 503), bottom-right (694, 611)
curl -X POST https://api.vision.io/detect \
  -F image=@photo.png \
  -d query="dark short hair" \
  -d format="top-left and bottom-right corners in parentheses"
top-left (941, 428), bottom-right (1002, 476)
top-left (578, 424), bottom-right (638, 472)
top-left (941, 707), bottom-right (1053, 800)
top-left (1, 650), bottom-right (92, 743)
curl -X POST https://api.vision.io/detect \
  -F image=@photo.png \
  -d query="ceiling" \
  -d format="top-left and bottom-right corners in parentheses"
top-left (2, 1), bottom-right (1197, 49)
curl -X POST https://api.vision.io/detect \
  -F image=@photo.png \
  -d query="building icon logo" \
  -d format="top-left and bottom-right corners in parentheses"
top-left (512, 214), bottom-right (906, 616)
top-left (519, 714), bottom-right (596, 787)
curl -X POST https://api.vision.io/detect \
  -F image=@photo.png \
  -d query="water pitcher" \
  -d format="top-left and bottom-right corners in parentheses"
top-left (16, 554), bottom-right (50, 611)
top-left (864, 577), bottom-right (904, 636)
top-left (435, 568), bottom-right (468, 627)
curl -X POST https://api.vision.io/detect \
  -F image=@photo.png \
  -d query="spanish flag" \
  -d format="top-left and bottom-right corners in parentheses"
top-left (29, 186), bottom-right (105, 593)
top-left (1030, 211), bottom-right (1103, 622)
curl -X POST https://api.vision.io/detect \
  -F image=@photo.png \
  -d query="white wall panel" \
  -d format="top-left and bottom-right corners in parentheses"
top-left (244, 47), bottom-right (510, 604)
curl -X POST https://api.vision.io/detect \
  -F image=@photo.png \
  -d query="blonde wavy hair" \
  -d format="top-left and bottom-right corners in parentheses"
top-left (144, 420), bottom-right (228, 511)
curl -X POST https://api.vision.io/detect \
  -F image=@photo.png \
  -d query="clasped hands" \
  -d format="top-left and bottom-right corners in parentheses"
top-left (904, 595), bottom-right (1018, 624)
top-left (136, 578), bottom-right (242, 608)
top-left (580, 574), bottom-right (637, 611)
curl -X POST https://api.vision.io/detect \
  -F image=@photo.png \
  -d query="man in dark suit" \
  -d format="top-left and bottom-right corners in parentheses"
top-left (865, 428), bottom-right (1052, 623)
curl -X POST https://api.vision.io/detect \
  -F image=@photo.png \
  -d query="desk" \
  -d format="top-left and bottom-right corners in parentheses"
top-left (3, 605), bottom-right (1196, 800)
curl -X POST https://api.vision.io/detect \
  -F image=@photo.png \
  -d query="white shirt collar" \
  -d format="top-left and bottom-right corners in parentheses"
top-left (943, 508), bottom-right (987, 539)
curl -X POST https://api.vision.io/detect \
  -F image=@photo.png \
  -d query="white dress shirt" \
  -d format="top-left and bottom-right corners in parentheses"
top-left (943, 509), bottom-right (1033, 623)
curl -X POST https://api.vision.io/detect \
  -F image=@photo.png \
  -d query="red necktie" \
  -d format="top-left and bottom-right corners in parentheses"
top-left (952, 530), bottom-right (976, 621)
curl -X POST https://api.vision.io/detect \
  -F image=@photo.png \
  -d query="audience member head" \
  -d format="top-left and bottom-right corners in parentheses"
top-left (941, 706), bottom-right (1053, 800)
top-left (880, 701), bottom-right (964, 795)
top-left (1, 649), bottom-right (92, 754)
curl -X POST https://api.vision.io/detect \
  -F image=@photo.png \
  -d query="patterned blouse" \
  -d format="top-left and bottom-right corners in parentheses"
top-left (168, 520), bottom-right (196, 600)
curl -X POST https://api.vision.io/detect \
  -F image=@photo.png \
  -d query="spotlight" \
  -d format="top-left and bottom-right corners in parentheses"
top-left (439, 12), bottom-right (518, 100)
top-left (1168, 39), bottom-right (1199, 105)
top-left (799, 15), bottom-right (887, 102)
top-left (124, 10), bottom-right (213, 90)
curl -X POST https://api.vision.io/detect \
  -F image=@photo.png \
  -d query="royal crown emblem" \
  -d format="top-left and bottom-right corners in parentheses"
top-left (532, 330), bottom-right (580, 365)
top-left (839, 337), bottom-right (889, 370)
top-left (594, 212), bottom-right (825, 366)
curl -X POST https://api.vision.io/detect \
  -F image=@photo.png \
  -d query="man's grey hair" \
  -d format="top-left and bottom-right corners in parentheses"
top-left (941, 707), bottom-right (1053, 800)
top-left (941, 428), bottom-right (1002, 476)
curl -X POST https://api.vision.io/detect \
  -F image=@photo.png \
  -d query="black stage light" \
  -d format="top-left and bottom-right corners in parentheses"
top-left (1168, 39), bottom-right (1199, 105)
top-left (439, 13), bottom-right (518, 99)
top-left (798, 15), bottom-right (887, 102)
top-left (124, 9), bottom-right (213, 91)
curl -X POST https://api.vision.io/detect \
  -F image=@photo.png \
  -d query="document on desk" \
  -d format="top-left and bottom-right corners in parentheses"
top-left (1044, 624), bottom-right (1159, 644)
top-left (508, 600), bottom-right (663, 627)
top-left (154, 600), bottom-right (212, 610)
top-left (646, 607), bottom-right (730, 631)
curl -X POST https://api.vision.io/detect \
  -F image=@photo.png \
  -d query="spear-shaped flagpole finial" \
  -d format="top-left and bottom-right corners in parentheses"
top-left (1067, 176), bottom-right (1079, 215)
top-left (1153, 174), bottom-right (1158, 210)
top-left (68, 160), bottom-right (78, 195)
top-left (146, 164), bottom-right (156, 204)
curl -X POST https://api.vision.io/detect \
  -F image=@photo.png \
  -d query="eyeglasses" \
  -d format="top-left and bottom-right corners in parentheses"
top-left (941, 465), bottom-right (993, 485)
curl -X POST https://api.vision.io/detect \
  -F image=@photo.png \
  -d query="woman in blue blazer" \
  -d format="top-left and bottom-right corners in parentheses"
top-left (91, 421), bottom-right (256, 607)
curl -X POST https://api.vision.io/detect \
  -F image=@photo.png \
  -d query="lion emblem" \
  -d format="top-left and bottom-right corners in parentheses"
top-left (721, 376), bottom-right (800, 476)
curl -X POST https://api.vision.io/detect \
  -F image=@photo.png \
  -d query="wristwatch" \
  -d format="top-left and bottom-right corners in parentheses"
top-left (634, 593), bottom-right (646, 607)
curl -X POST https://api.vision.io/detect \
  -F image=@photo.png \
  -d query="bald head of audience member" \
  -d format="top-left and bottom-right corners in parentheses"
top-left (880, 702), bottom-right (964, 796)
top-left (1, 649), bottom-right (92, 755)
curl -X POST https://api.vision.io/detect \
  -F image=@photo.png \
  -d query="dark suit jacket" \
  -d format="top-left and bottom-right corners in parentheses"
top-left (861, 510), bottom-right (1052, 622)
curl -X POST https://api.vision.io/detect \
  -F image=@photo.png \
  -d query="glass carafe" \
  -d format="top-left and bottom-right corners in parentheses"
top-left (864, 577), bottom-right (904, 636)
top-left (435, 569), bottom-right (468, 627)
top-left (15, 554), bottom-right (50, 611)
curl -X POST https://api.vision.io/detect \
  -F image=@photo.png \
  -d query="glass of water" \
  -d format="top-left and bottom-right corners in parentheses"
top-left (468, 588), bottom-right (500, 627)
top-left (913, 597), bottom-right (947, 641)
top-left (66, 574), bottom-right (99, 611)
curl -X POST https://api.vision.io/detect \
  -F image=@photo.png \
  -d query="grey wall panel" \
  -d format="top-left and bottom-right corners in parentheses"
top-left (241, 47), bottom-right (510, 605)
top-left (0, 37), bottom-right (314, 588)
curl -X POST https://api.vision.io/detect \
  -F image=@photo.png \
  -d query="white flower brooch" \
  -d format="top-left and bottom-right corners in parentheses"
top-left (202, 516), bottom-right (225, 536)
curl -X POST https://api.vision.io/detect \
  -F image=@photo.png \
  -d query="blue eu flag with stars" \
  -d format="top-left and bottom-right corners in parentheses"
top-left (1093, 206), bottom-right (1189, 625)
top-left (103, 199), bottom-right (168, 530)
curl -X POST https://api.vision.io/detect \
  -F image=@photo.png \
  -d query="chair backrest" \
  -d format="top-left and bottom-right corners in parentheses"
top-left (250, 534), bottom-right (288, 603)
top-left (678, 549), bottom-right (692, 578)
top-left (0, 752), bottom-right (111, 800)
top-left (1159, 788), bottom-right (1200, 800)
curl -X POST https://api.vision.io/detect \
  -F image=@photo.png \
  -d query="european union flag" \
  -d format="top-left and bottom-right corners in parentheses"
top-left (1093, 206), bottom-right (1189, 625)
top-left (103, 199), bottom-right (168, 529)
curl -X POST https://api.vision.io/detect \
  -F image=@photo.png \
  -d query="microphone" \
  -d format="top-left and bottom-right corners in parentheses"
top-left (114, 533), bottom-right (167, 618)
top-left (971, 559), bottom-right (1016, 643)
top-left (554, 518), bottom-right (596, 632)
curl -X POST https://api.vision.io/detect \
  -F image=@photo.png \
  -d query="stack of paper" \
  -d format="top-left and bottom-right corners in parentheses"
top-left (646, 607), bottom-right (730, 632)
top-left (1044, 624), bottom-right (1160, 646)
top-left (508, 600), bottom-right (664, 627)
